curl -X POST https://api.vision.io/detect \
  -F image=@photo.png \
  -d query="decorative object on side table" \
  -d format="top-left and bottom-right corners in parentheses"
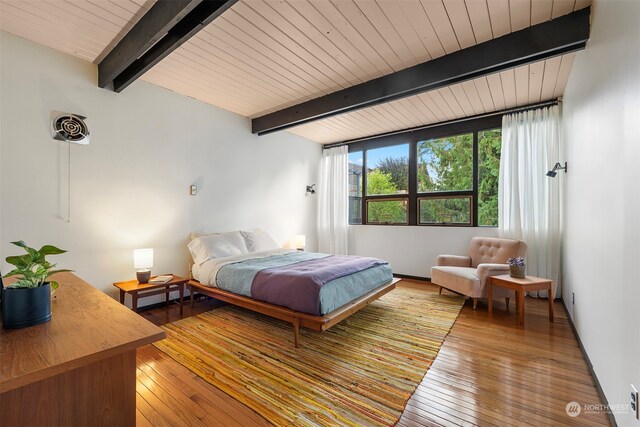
top-left (508, 257), bottom-right (526, 278)
top-left (2, 241), bottom-right (72, 329)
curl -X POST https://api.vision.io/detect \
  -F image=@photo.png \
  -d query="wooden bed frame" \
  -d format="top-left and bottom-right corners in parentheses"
top-left (188, 278), bottom-right (399, 348)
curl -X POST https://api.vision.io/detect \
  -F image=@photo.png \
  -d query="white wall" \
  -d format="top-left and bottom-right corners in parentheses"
top-left (350, 226), bottom-right (499, 277)
top-left (562, 1), bottom-right (640, 425)
top-left (0, 32), bottom-right (321, 303)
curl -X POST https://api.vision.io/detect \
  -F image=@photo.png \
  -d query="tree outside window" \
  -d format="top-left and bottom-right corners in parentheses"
top-left (346, 119), bottom-right (502, 227)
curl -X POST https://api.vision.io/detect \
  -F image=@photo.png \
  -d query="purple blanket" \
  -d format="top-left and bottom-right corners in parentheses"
top-left (251, 255), bottom-right (387, 315)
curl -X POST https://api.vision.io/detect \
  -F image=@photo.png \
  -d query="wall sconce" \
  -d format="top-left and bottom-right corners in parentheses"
top-left (294, 235), bottom-right (306, 251)
top-left (546, 162), bottom-right (567, 178)
top-left (133, 248), bottom-right (153, 283)
top-left (306, 184), bottom-right (316, 194)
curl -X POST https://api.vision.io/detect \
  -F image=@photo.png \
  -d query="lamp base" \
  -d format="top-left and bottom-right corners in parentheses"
top-left (137, 270), bottom-right (151, 284)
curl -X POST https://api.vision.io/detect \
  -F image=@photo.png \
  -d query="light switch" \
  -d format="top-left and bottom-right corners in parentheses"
top-left (190, 185), bottom-right (198, 196)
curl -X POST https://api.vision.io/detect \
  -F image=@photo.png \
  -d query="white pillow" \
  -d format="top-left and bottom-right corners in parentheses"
top-left (188, 231), bottom-right (249, 265)
top-left (241, 230), bottom-right (279, 252)
top-left (189, 231), bottom-right (216, 241)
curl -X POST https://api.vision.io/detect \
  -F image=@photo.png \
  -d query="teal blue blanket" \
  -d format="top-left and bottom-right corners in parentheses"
top-left (216, 252), bottom-right (393, 315)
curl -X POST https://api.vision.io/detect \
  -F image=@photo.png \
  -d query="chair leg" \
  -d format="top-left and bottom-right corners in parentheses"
top-left (505, 297), bottom-right (510, 310)
top-left (439, 286), bottom-right (443, 295)
top-left (472, 298), bottom-right (478, 310)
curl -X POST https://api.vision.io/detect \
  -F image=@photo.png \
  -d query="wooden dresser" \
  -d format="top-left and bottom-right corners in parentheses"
top-left (0, 272), bottom-right (165, 427)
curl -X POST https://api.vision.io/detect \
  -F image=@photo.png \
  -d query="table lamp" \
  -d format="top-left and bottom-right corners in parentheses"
top-left (133, 248), bottom-right (153, 283)
top-left (294, 235), bottom-right (306, 251)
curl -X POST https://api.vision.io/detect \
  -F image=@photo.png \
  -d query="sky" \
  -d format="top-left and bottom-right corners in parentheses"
top-left (349, 144), bottom-right (409, 168)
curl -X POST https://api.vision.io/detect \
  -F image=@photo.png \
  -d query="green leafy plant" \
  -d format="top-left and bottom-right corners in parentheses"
top-left (3, 241), bottom-right (72, 289)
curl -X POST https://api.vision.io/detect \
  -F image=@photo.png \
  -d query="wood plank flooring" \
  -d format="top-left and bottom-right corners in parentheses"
top-left (136, 280), bottom-right (610, 426)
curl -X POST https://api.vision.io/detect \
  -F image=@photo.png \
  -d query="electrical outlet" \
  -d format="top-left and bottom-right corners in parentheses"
top-left (572, 292), bottom-right (575, 304)
top-left (190, 185), bottom-right (198, 196)
top-left (632, 384), bottom-right (639, 420)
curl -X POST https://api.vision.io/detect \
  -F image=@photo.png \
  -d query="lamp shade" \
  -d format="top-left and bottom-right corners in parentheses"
top-left (294, 235), bottom-right (306, 250)
top-left (133, 248), bottom-right (153, 270)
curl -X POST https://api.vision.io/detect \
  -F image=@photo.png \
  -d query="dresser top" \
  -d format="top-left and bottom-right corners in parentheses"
top-left (1, 272), bottom-right (165, 393)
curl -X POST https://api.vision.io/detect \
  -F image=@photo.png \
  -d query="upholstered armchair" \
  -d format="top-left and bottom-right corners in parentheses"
top-left (431, 237), bottom-right (527, 309)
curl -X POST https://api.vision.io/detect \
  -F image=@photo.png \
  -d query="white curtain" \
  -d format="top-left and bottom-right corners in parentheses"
top-left (318, 146), bottom-right (349, 255)
top-left (499, 105), bottom-right (563, 298)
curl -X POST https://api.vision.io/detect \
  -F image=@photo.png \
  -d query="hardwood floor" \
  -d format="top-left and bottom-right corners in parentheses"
top-left (136, 281), bottom-right (610, 427)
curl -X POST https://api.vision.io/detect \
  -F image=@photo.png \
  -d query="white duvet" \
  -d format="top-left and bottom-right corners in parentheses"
top-left (192, 248), bottom-right (296, 287)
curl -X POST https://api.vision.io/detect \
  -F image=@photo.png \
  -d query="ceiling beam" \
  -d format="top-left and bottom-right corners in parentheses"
top-left (252, 7), bottom-right (590, 135)
top-left (98, 0), bottom-right (203, 89)
top-left (99, 0), bottom-right (238, 92)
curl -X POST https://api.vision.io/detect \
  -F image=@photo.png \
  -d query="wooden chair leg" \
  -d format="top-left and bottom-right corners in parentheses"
top-left (472, 298), bottom-right (478, 310)
top-left (505, 297), bottom-right (510, 310)
top-left (439, 286), bottom-right (443, 295)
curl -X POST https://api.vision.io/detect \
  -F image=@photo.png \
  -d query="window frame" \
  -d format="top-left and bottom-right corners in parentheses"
top-left (365, 197), bottom-right (409, 225)
top-left (417, 195), bottom-right (474, 226)
top-left (347, 115), bottom-right (502, 227)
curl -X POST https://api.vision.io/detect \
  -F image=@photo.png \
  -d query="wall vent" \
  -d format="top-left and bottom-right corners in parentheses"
top-left (52, 114), bottom-right (90, 145)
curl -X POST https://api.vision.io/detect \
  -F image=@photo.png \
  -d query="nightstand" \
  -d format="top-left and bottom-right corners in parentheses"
top-left (113, 274), bottom-right (189, 315)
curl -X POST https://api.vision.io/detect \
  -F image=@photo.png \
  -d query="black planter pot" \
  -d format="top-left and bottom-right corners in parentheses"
top-left (1, 283), bottom-right (52, 329)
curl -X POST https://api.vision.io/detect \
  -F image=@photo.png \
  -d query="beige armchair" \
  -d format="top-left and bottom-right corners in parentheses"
top-left (431, 237), bottom-right (527, 309)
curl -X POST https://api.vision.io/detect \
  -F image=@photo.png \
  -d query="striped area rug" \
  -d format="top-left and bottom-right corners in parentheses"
top-left (153, 286), bottom-right (464, 427)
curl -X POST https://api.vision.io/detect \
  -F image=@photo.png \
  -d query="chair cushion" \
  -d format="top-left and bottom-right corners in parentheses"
top-left (431, 266), bottom-right (479, 297)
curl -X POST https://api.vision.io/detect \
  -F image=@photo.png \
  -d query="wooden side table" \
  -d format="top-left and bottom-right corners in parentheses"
top-left (488, 274), bottom-right (554, 325)
top-left (113, 274), bottom-right (189, 315)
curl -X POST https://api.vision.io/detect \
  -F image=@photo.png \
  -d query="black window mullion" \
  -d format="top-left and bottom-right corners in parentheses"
top-left (472, 131), bottom-right (479, 227)
top-left (408, 140), bottom-right (417, 225)
top-left (362, 149), bottom-right (367, 224)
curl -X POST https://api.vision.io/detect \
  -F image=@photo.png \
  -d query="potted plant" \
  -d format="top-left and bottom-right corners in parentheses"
top-left (508, 257), bottom-right (526, 278)
top-left (2, 241), bottom-right (71, 329)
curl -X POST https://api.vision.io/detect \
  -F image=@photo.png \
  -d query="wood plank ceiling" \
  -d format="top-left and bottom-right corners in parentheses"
top-left (0, 0), bottom-right (591, 144)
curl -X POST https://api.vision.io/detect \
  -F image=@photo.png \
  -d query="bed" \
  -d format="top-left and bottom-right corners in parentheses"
top-left (188, 230), bottom-right (397, 347)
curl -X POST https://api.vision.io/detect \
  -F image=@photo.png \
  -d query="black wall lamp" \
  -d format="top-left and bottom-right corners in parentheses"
top-left (546, 162), bottom-right (567, 177)
top-left (306, 184), bottom-right (316, 194)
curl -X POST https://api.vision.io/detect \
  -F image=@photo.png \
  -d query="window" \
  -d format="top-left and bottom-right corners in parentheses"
top-left (366, 145), bottom-right (409, 196)
top-left (417, 133), bottom-right (473, 193)
top-left (347, 116), bottom-right (502, 227)
top-left (365, 144), bottom-right (409, 224)
top-left (419, 196), bottom-right (472, 225)
top-left (367, 199), bottom-right (408, 224)
top-left (417, 133), bottom-right (473, 225)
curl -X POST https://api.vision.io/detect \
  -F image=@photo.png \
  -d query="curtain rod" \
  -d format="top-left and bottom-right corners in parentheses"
top-left (323, 98), bottom-right (560, 149)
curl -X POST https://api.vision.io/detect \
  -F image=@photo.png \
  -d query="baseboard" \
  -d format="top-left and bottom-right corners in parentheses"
top-left (393, 273), bottom-right (431, 282)
top-left (560, 298), bottom-right (617, 427)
